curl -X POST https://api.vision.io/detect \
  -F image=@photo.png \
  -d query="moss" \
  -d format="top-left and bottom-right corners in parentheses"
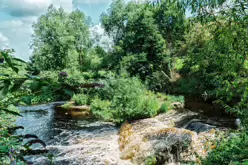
top-left (145, 155), bottom-right (157, 165)
top-left (119, 122), bottom-right (134, 151)
top-left (145, 128), bottom-right (195, 140)
top-left (60, 102), bottom-right (73, 109)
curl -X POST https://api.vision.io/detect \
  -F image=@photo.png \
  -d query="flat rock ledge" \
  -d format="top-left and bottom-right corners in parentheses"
top-left (55, 102), bottom-right (91, 118)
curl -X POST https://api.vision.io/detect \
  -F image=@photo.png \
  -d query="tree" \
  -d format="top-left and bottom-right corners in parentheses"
top-left (179, 0), bottom-right (248, 118)
top-left (101, 0), bottom-right (127, 44)
top-left (101, 0), bottom-right (187, 90)
top-left (31, 5), bottom-right (90, 71)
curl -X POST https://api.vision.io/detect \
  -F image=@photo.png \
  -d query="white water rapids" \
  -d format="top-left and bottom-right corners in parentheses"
top-left (16, 103), bottom-right (131, 165)
top-left (15, 102), bottom-right (235, 165)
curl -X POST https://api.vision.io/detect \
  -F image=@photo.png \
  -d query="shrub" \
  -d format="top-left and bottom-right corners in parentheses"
top-left (90, 97), bottom-right (114, 122)
top-left (145, 155), bottom-right (157, 165)
top-left (72, 93), bottom-right (89, 105)
top-left (141, 93), bottom-right (160, 117)
top-left (167, 95), bottom-right (184, 103)
top-left (89, 76), bottom-right (161, 123)
top-left (159, 103), bottom-right (168, 113)
top-left (202, 133), bottom-right (248, 165)
top-left (39, 71), bottom-right (59, 82)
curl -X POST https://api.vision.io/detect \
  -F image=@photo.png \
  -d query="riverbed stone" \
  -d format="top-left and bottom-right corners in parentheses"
top-left (55, 103), bottom-right (91, 118)
top-left (185, 121), bottom-right (216, 133)
top-left (118, 109), bottom-right (227, 164)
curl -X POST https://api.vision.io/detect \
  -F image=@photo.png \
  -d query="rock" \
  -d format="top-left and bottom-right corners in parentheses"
top-left (119, 124), bottom-right (197, 164)
top-left (118, 110), bottom-right (228, 164)
top-left (185, 121), bottom-right (216, 133)
top-left (144, 128), bottom-right (197, 164)
top-left (171, 102), bottom-right (184, 110)
top-left (55, 104), bottom-right (91, 118)
top-left (234, 118), bottom-right (242, 129)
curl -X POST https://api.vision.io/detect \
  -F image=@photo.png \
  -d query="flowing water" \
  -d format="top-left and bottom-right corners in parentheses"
top-left (15, 102), bottom-right (235, 165)
top-left (16, 102), bottom-right (131, 165)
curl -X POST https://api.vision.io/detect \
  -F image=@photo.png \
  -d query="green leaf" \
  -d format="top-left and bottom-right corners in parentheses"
top-left (29, 81), bottom-right (42, 91)
top-left (12, 57), bottom-right (27, 64)
top-left (0, 80), bottom-right (5, 90)
top-left (0, 74), bottom-right (9, 77)
top-left (0, 108), bottom-right (22, 116)
top-left (0, 79), bottom-right (11, 97)
top-left (25, 74), bottom-right (40, 79)
top-left (0, 145), bottom-right (9, 153)
top-left (63, 89), bottom-right (74, 97)
top-left (10, 78), bottom-right (27, 92)
top-left (1, 51), bottom-right (19, 73)
top-left (21, 96), bottom-right (32, 105)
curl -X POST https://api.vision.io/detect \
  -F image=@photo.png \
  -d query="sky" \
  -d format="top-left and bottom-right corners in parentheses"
top-left (0, 0), bottom-right (113, 60)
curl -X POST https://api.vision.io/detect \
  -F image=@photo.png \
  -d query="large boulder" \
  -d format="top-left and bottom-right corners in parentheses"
top-left (118, 110), bottom-right (226, 164)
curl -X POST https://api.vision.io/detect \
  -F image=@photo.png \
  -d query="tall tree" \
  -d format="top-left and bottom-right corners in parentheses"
top-left (101, 0), bottom-right (127, 45)
top-left (101, 0), bottom-right (187, 90)
top-left (179, 0), bottom-right (248, 117)
top-left (31, 5), bottom-right (90, 71)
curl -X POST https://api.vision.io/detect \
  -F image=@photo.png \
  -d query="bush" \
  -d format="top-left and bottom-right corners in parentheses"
top-left (89, 76), bottom-right (161, 123)
top-left (145, 155), bottom-right (157, 165)
top-left (72, 93), bottom-right (89, 105)
top-left (159, 103), bottom-right (168, 113)
top-left (166, 95), bottom-right (184, 103)
top-left (91, 98), bottom-right (114, 122)
top-left (202, 133), bottom-right (248, 165)
top-left (141, 92), bottom-right (161, 117)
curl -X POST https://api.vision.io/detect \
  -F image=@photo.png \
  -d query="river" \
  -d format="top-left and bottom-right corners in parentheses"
top-left (15, 101), bottom-right (236, 165)
top-left (16, 102), bottom-right (131, 165)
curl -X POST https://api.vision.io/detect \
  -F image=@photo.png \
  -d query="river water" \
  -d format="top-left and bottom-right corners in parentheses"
top-left (15, 102), bottom-right (236, 165)
top-left (16, 102), bottom-right (131, 165)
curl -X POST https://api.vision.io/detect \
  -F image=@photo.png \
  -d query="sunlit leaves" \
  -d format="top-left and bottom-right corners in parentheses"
top-left (0, 80), bottom-right (11, 98)
top-left (101, 0), bottom-right (186, 85)
top-left (9, 78), bottom-right (27, 93)
top-left (31, 5), bottom-right (90, 71)
top-left (179, 0), bottom-right (248, 117)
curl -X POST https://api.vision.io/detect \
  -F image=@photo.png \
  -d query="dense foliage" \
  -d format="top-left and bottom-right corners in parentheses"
top-left (101, 0), bottom-right (187, 90)
top-left (0, 49), bottom-right (53, 164)
top-left (31, 5), bottom-right (90, 71)
top-left (178, 0), bottom-right (248, 123)
top-left (89, 76), bottom-right (161, 123)
top-left (202, 132), bottom-right (248, 165)
top-left (68, 73), bottom-right (179, 123)
top-left (1, 0), bottom-right (248, 164)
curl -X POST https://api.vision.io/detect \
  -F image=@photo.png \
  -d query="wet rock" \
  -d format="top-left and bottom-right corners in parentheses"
top-left (144, 128), bottom-right (197, 164)
top-left (118, 110), bottom-right (228, 164)
top-left (55, 104), bottom-right (91, 119)
top-left (185, 121), bottom-right (216, 133)
top-left (234, 118), bottom-right (243, 130)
